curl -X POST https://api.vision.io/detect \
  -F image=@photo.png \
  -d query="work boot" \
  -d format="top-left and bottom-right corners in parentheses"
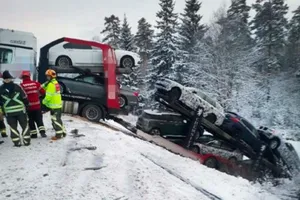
top-left (1, 133), bottom-right (8, 138)
top-left (24, 143), bottom-right (30, 146)
top-left (40, 132), bottom-right (47, 138)
top-left (13, 142), bottom-right (21, 147)
top-left (31, 134), bottom-right (38, 139)
top-left (51, 135), bottom-right (63, 140)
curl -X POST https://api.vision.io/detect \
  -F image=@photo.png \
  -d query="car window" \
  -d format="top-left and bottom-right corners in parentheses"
top-left (0, 48), bottom-right (13, 64)
top-left (94, 76), bottom-right (105, 85)
top-left (63, 43), bottom-right (92, 50)
top-left (241, 118), bottom-right (259, 137)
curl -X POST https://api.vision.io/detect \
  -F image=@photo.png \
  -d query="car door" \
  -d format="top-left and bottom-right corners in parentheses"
top-left (63, 43), bottom-right (93, 66)
top-left (91, 46), bottom-right (103, 66)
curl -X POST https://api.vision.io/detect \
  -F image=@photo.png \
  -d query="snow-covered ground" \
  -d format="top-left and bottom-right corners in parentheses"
top-left (0, 114), bottom-right (298, 200)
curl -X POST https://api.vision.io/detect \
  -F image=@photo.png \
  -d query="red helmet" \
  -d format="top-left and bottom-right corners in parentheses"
top-left (20, 70), bottom-right (31, 78)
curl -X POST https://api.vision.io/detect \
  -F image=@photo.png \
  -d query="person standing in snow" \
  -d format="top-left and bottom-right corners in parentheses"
top-left (42, 69), bottom-right (66, 140)
top-left (20, 71), bottom-right (47, 138)
top-left (0, 70), bottom-right (30, 147)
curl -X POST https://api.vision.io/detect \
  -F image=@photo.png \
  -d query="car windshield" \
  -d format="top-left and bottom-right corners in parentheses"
top-left (0, 48), bottom-right (13, 64)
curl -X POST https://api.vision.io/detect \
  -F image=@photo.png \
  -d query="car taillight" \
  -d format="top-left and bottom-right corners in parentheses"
top-left (133, 92), bottom-right (139, 97)
top-left (230, 117), bottom-right (240, 123)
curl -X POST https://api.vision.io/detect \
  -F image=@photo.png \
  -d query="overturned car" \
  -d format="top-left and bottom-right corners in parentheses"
top-left (154, 78), bottom-right (300, 178)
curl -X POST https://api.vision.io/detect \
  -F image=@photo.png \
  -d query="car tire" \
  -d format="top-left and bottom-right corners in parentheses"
top-left (168, 87), bottom-right (181, 102)
top-left (190, 145), bottom-right (200, 154)
top-left (228, 157), bottom-right (238, 164)
top-left (203, 157), bottom-right (218, 169)
top-left (82, 104), bottom-right (103, 122)
top-left (118, 96), bottom-right (127, 108)
top-left (206, 114), bottom-right (217, 124)
top-left (56, 56), bottom-right (72, 68)
top-left (150, 128), bottom-right (161, 136)
top-left (269, 137), bottom-right (281, 150)
top-left (120, 56), bottom-right (134, 68)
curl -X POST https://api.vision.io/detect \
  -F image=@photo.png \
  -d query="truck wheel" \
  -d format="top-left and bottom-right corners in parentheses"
top-left (82, 105), bottom-right (103, 122)
top-left (269, 137), bottom-right (281, 150)
top-left (204, 157), bottom-right (218, 169)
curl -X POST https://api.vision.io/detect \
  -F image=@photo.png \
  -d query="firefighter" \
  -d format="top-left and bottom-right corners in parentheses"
top-left (20, 71), bottom-right (47, 138)
top-left (42, 69), bottom-right (66, 140)
top-left (0, 70), bottom-right (30, 147)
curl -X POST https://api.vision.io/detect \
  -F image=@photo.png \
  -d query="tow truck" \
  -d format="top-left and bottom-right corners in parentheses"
top-left (37, 37), bottom-right (299, 182)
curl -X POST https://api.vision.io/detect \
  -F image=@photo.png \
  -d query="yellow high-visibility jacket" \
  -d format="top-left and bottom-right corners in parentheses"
top-left (42, 79), bottom-right (62, 109)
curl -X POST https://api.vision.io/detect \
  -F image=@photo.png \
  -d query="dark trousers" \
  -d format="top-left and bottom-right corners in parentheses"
top-left (0, 119), bottom-right (6, 136)
top-left (6, 114), bottom-right (30, 146)
top-left (50, 109), bottom-right (66, 137)
top-left (28, 109), bottom-right (45, 136)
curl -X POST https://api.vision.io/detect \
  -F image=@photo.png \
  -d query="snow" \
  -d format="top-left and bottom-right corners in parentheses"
top-left (0, 114), bottom-right (284, 200)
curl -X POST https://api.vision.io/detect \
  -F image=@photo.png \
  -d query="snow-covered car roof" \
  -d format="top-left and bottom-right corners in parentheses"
top-left (186, 87), bottom-right (224, 112)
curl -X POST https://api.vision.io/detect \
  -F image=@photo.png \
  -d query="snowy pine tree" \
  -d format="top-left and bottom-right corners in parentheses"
top-left (251, 0), bottom-right (289, 72)
top-left (178, 0), bottom-right (206, 85)
top-left (147, 0), bottom-right (179, 99)
top-left (101, 15), bottom-right (121, 48)
top-left (179, 0), bottom-right (206, 53)
top-left (286, 6), bottom-right (300, 72)
top-left (119, 14), bottom-right (136, 89)
top-left (120, 14), bottom-right (135, 51)
top-left (135, 18), bottom-right (154, 88)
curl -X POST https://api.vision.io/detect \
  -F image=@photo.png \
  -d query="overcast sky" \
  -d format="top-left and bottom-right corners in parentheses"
top-left (0, 0), bottom-right (298, 48)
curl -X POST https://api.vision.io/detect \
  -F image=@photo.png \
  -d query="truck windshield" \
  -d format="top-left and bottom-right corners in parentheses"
top-left (0, 48), bottom-right (13, 64)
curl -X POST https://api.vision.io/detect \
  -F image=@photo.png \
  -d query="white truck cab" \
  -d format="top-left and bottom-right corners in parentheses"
top-left (0, 28), bottom-right (37, 83)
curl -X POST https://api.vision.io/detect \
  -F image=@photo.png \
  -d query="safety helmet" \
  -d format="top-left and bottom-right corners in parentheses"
top-left (45, 69), bottom-right (56, 78)
top-left (20, 70), bottom-right (31, 78)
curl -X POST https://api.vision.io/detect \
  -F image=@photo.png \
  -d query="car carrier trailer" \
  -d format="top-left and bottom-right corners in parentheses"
top-left (37, 37), bottom-right (298, 182)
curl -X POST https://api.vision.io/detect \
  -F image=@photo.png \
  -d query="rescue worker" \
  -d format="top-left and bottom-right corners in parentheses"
top-left (42, 69), bottom-right (66, 140)
top-left (0, 70), bottom-right (30, 146)
top-left (20, 71), bottom-right (47, 138)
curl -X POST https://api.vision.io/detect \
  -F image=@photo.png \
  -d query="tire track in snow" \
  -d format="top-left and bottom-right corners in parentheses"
top-left (141, 153), bottom-right (223, 200)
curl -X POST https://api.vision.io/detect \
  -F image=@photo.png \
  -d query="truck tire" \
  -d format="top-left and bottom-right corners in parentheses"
top-left (82, 104), bottom-right (103, 122)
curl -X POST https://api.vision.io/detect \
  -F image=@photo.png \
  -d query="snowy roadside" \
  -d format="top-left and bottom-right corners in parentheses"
top-left (0, 114), bottom-right (282, 200)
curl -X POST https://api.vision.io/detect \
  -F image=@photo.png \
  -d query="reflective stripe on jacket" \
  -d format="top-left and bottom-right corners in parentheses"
top-left (21, 78), bottom-right (45, 111)
top-left (42, 79), bottom-right (62, 109)
top-left (0, 82), bottom-right (28, 116)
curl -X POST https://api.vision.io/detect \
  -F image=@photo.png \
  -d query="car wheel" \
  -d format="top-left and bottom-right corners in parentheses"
top-left (118, 96), bottom-right (127, 108)
top-left (82, 104), bottom-right (103, 122)
top-left (203, 157), bottom-right (218, 169)
top-left (168, 87), bottom-right (181, 102)
top-left (206, 114), bottom-right (217, 124)
top-left (120, 56), bottom-right (134, 68)
top-left (150, 128), bottom-right (161, 136)
top-left (190, 145), bottom-right (200, 154)
top-left (56, 56), bottom-right (72, 68)
top-left (269, 137), bottom-right (281, 150)
top-left (228, 157), bottom-right (238, 164)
